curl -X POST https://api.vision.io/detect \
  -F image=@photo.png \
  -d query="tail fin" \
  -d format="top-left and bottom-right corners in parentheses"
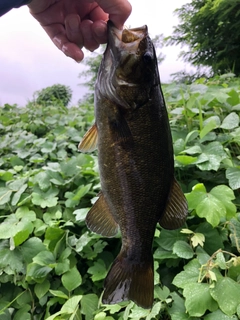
top-left (102, 252), bottom-right (154, 309)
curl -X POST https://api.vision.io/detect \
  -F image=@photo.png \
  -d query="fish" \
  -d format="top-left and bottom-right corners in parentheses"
top-left (78, 21), bottom-right (188, 309)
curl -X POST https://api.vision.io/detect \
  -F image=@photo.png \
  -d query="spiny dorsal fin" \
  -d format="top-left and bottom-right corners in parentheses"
top-left (159, 178), bottom-right (188, 230)
top-left (78, 123), bottom-right (98, 153)
top-left (86, 192), bottom-right (119, 237)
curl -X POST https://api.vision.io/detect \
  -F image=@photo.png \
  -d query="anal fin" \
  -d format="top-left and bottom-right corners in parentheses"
top-left (86, 192), bottom-right (119, 237)
top-left (78, 123), bottom-right (98, 153)
top-left (159, 178), bottom-right (188, 230)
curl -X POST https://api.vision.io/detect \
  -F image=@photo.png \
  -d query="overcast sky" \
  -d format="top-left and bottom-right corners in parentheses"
top-left (0, 0), bottom-right (191, 107)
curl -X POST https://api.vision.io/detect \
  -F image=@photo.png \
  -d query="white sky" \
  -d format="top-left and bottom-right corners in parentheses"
top-left (0, 0), bottom-right (191, 106)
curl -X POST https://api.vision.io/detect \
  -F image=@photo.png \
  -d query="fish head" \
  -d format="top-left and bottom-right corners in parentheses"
top-left (96, 21), bottom-right (160, 110)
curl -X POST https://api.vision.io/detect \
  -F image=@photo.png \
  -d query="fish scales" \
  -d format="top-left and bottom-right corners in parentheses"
top-left (79, 21), bottom-right (188, 309)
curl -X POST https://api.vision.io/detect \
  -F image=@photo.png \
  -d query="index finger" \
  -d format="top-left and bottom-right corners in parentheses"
top-left (95, 0), bottom-right (132, 29)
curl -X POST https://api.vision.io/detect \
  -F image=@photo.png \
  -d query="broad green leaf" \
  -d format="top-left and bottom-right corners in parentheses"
top-left (210, 277), bottom-right (240, 316)
top-left (173, 241), bottom-right (194, 259)
top-left (196, 141), bottom-right (227, 171)
top-left (0, 187), bottom-right (12, 205)
top-left (62, 267), bottom-right (82, 291)
top-left (33, 251), bottom-right (56, 267)
top-left (172, 259), bottom-right (201, 289)
top-left (226, 167), bottom-right (240, 190)
top-left (186, 184), bottom-right (235, 227)
top-left (35, 279), bottom-right (50, 299)
top-left (21, 237), bottom-right (46, 263)
top-left (200, 117), bottom-right (219, 139)
top-left (159, 229), bottom-right (187, 251)
top-left (81, 294), bottom-right (99, 320)
top-left (210, 185), bottom-right (236, 219)
top-left (73, 208), bottom-right (89, 222)
top-left (49, 290), bottom-right (68, 299)
top-left (183, 283), bottom-right (218, 317)
top-left (32, 186), bottom-right (59, 208)
top-left (204, 309), bottom-right (237, 320)
top-left (32, 171), bottom-right (51, 190)
top-left (88, 259), bottom-right (108, 282)
top-left (227, 89), bottom-right (239, 106)
top-left (11, 184), bottom-right (28, 206)
top-left (26, 263), bottom-right (52, 280)
top-left (175, 155), bottom-right (197, 165)
top-left (0, 248), bottom-right (24, 272)
top-left (61, 295), bottom-right (82, 313)
top-left (220, 112), bottom-right (239, 130)
top-left (146, 302), bottom-right (162, 320)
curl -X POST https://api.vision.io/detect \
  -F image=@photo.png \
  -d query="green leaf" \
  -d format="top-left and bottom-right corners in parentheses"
top-left (61, 295), bottom-right (82, 313)
top-left (204, 309), bottom-right (237, 320)
top-left (172, 259), bottom-right (201, 289)
top-left (35, 279), bottom-right (50, 299)
top-left (11, 184), bottom-right (28, 205)
top-left (81, 294), bottom-right (99, 320)
top-left (159, 229), bottom-right (187, 251)
top-left (186, 184), bottom-right (235, 227)
top-left (26, 263), bottom-right (52, 280)
top-left (21, 237), bottom-right (46, 263)
top-left (200, 117), bottom-right (220, 139)
top-left (210, 277), bottom-right (240, 316)
top-left (195, 141), bottom-right (227, 171)
top-left (0, 187), bottom-right (12, 205)
top-left (183, 283), bottom-right (218, 317)
top-left (173, 241), bottom-right (194, 259)
top-left (226, 167), bottom-right (240, 190)
top-left (32, 186), bottom-right (59, 208)
top-left (88, 259), bottom-right (108, 282)
top-left (220, 112), bottom-right (239, 130)
top-left (62, 267), bottom-right (82, 291)
top-left (33, 251), bottom-right (56, 267)
top-left (175, 155), bottom-right (197, 165)
top-left (49, 290), bottom-right (68, 300)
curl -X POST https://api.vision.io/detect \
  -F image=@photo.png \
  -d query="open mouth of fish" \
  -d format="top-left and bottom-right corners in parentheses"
top-left (108, 21), bottom-right (148, 53)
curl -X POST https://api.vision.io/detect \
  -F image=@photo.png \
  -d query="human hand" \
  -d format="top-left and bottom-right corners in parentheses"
top-left (28, 0), bottom-right (132, 62)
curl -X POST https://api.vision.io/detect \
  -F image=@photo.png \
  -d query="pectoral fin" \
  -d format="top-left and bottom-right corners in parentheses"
top-left (159, 178), bottom-right (188, 230)
top-left (86, 192), bottom-right (119, 237)
top-left (78, 123), bottom-right (98, 153)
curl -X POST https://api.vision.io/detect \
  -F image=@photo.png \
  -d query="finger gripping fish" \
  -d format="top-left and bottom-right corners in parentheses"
top-left (79, 21), bottom-right (188, 309)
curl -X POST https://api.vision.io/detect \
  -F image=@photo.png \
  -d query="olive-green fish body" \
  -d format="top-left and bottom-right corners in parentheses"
top-left (79, 21), bottom-right (188, 309)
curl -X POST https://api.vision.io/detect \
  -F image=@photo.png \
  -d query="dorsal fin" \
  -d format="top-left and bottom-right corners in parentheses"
top-left (78, 123), bottom-right (98, 153)
top-left (86, 192), bottom-right (119, 237)
top-left (159, 178), bottom-right (188, 230)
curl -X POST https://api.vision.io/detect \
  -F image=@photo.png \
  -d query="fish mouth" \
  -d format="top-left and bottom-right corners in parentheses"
top-left (107, 20), bottom-right (148, 53)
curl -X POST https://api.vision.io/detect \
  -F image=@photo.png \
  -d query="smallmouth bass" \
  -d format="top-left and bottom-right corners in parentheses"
top-left (79, 21), bottom-right (188, 309)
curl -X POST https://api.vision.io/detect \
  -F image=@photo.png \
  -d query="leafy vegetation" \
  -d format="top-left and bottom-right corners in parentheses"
top-left (168, 0), bottom-right (240, 76)
top-left (0, 74), bottom-right (240, 319)
top-left (34, 84), bottom-right (73, 107)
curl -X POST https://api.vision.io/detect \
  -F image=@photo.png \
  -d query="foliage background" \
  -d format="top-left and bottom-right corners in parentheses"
top-left (0, 73), bottom-right (240, 319)
top-left (168, 0), bottom-right (240, 76)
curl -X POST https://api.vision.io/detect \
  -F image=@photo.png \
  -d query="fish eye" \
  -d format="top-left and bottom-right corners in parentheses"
top-left (143, 52), bottom-right (153, 64)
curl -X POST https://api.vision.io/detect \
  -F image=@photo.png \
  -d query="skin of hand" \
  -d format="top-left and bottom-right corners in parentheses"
top-left (28, 0), bottom-right (132, 62)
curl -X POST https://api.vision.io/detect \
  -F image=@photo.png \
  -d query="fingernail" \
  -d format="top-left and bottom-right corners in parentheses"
top-left (68, 16), bottom-right (80, 31)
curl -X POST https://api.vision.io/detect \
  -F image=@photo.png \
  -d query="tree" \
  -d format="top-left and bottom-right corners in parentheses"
top-left (34, 84), bottom-right (72, 107)
top-left (168, 0), bottom-right (240, 76)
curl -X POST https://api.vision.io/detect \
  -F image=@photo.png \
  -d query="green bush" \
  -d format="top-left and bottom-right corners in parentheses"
top-left (34, 84), bottom-right (72, 107)
top-left (0, 75), bottom-right (239, 319)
